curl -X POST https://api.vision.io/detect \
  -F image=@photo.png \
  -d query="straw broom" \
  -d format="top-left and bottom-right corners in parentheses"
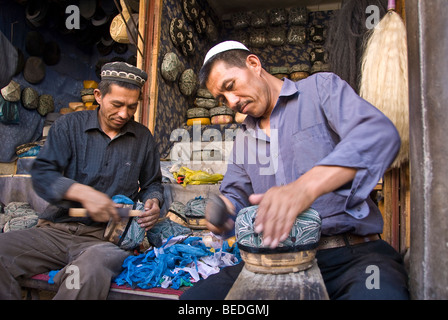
top-left (359, 0), bottom-right (408, 168)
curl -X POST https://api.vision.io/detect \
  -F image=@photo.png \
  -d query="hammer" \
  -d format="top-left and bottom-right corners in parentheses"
top-left (69, 208), bottom-right (141, 218)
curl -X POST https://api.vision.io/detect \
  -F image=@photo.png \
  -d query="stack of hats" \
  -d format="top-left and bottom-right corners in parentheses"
top-left (60, 102), bottom-right (83, 114)
top-left (289, 63), bottom-right (310, 81)
top-left (187, 88), bottom-right (235, 126)
top-left (186, 106), bottom-right (210, 126)
top-left (80, 80), bottom-right (97, 108)
top-left (61, 80), bottom-right (98, 115)
top-left (210, 105), bottom-right (234, 125)
top-left (270, 66), bottom-right (289, 80)
top-left (186, 88), bottom-right (214, 126)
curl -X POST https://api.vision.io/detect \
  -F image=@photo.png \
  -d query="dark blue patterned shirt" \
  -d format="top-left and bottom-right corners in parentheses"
top-left (220, 73), bottom-right (400, 236)
top-left (31, 109), bottom-right (163, 225)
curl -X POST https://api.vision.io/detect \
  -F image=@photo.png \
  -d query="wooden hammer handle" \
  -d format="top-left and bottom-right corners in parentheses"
top-left (68, 208), bottom-right (141, 217)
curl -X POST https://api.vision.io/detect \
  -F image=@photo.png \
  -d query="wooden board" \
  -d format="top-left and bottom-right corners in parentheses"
top-left (225, 261), bottom-right (329, 300)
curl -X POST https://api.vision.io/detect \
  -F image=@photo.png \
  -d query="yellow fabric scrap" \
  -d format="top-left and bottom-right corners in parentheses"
top-left (173, 166), bottom-right (224, 187)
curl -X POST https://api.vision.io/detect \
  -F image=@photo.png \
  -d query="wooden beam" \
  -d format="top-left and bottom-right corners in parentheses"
top-left (135, 0), bottom-right (148, 124)
top-left (137, 0), bottom-right (161, 133)
top-left (399, 162), bottom-right (411, 253)
top-left (147, 0), bottom-right (163, 134)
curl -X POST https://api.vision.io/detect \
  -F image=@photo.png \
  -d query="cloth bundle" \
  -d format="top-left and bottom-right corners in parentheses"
top-left (103, 195), bottom-right (146, 251)
top-left (114, 235), bottom-right (241, 289)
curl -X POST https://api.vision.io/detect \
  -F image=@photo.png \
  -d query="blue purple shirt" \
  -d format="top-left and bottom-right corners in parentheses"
top-left (220, 73), bottom-right (400, 236)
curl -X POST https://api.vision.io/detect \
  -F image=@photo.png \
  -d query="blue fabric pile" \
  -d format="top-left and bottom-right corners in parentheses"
top-left (114, 236), bottom-right (240, 290)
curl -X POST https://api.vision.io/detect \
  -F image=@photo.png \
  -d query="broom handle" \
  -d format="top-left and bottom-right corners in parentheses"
top-left (388, 0), bottom-right (396, 11)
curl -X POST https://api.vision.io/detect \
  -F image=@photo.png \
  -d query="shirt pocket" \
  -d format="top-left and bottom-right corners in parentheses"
top-left (291, 123), bottom-right (336, 175)
top-left (118, 156), bottom-right (140, 192)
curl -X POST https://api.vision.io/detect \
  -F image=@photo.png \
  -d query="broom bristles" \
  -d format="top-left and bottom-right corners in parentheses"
top-left (360, 10), bottom-right (409, 168)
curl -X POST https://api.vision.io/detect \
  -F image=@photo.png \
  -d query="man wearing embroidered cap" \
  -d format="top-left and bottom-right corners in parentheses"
top-left (0, 62), bottom-right (164, 299)
top-left (181, 41), bottom-right (409, 300)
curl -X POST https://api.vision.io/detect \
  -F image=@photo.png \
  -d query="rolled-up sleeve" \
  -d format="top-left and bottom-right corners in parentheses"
top-left (315, 73), bottom-right (401, 219)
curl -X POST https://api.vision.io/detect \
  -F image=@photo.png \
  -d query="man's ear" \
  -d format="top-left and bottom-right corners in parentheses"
top-left (246, 54), bottom-right (262, 74)
top-left (93, 89), bottom-right (102, 105)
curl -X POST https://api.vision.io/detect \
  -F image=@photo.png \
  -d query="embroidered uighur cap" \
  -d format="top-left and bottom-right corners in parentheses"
top-left (100, 62), bottom-right (148, 88)
top-left (236, 205), bottom-right (321, 252)
top-left (203, 40), bottom-right (249, 66)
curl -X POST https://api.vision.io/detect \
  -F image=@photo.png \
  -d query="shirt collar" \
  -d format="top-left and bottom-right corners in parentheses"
top-left (84, 108), bottom-right (137, 136)
top-left (242, 78), bottom-right (299, 131)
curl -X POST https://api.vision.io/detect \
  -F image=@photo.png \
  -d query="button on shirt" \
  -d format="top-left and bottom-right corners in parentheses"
top-left (220, 73), bottom-right (400, 236)
top-left (31, 109), bottom-right (164, 225)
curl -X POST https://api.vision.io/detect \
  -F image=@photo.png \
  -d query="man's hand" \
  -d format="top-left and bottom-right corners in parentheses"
top-left (205, 195), bottom-right (235, 236)
top-left (250, 165), bottom-right (357, 248)
top-left (250, 183), bottom-right (314, 249)
top-left (64, 183), bottom-right (120, 222)
top-left (138, 198), bottom-right (160, 231)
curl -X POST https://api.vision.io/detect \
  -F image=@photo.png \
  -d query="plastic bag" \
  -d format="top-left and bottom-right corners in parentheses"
top-left (173, 166), bottom-right (223, 187)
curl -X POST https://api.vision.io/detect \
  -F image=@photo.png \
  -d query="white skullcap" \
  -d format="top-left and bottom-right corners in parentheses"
top-left (203, 40), bottom-right (249, 66)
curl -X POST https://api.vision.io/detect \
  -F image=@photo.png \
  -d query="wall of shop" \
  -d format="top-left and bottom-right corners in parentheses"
top-left (154, 0), bottom-right (335, 158)
top-left (0, 0), bottom-right (136, 163)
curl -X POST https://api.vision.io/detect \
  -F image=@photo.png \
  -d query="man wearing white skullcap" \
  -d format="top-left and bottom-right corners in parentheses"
top-left (181, 41), bottom-right (409, 300)
top-left (202, 40), bottom-right (250, 66)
